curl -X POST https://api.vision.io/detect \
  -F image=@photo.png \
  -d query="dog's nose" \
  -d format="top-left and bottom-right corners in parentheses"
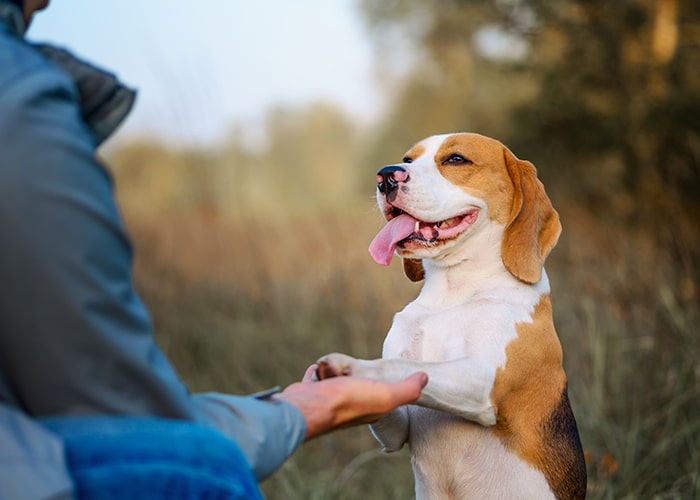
top-left (377, 165), bottom-right (409, 197)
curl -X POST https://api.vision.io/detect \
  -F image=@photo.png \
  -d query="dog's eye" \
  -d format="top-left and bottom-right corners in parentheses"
top-left (444, 154), bottom-right (473, 166)
top-left (402, 156), bottom-right (413, 164)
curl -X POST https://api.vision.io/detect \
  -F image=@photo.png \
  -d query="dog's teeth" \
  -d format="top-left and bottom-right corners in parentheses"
top-left (414, 221), bottom-right (420, 233)
top-left (437, 218), bottom-right (457, 229)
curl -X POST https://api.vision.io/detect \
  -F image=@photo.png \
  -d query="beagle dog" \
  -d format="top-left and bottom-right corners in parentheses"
top-left (317, 133), bottom-right (586, 499)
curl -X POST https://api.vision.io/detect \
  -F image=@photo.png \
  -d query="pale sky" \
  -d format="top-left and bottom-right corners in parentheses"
top-left (27, 0), bottom-right (383, 147)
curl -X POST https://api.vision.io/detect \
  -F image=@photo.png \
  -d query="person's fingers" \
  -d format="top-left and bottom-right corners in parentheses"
top-left (336, 373), bottom-right (427, 427)
top-left (391, 371), bottom-right (428, 405)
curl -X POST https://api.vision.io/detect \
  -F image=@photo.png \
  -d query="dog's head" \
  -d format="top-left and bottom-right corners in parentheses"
top-left (368, 133), bottom-right (561, 284)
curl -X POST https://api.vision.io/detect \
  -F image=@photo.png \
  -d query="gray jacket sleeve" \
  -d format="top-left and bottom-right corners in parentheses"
top-left (0, 47), bottom-right (305, 481)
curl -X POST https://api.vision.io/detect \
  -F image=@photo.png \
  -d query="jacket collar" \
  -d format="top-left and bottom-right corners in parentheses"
top-left (33, 44), bottom-right (137, 145)
top-left (0, 0), bottom-right (136, 145)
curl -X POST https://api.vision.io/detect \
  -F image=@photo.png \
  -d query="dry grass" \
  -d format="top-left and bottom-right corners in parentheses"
top-left (122, 200), bottom-right (699, 499)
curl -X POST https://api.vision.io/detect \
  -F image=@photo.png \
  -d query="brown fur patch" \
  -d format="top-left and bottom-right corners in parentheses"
top-left (490, 296), bottom-right (587, 499)
top-left (501, 150), bottom-right (561, 284)
top-left (432, 133), bottom-right (515, 225)
top-left (404, 143), bottom-right (426, 162)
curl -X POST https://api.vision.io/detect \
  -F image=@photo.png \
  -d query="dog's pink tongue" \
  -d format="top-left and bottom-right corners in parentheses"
top-left (369, 214), bottom-right (417, 266)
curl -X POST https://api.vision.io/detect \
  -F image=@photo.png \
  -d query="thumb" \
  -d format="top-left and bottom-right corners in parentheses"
top-left (394, 371), bottom-right (428, 404)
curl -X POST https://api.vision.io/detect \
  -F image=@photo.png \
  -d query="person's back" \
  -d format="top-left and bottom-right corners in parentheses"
top-left (0, 5), bottom-right (76, 496)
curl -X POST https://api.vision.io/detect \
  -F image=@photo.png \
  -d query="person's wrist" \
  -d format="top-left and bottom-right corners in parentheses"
top-left (274, 381), bottom-right (341, 439)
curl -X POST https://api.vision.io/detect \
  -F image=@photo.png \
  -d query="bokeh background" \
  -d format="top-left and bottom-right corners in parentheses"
top-left (30, 1), bottom-right (699, 498)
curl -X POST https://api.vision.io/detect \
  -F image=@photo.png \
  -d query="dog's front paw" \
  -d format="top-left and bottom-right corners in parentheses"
top-left (316, 353), bottom-right (359, 380)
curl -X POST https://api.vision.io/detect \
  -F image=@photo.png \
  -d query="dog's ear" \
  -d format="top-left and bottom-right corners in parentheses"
top-left (502, 148), bottom-right (561, 284)
top-left (403, 258), bottom-right (425, 282)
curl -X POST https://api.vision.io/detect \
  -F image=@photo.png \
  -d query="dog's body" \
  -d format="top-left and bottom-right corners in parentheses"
top-left (318, 133), bottom-right (586, 499)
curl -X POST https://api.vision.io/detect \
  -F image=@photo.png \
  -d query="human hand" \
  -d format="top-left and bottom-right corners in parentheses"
top-left (274, 364), bottom-right (427, 441)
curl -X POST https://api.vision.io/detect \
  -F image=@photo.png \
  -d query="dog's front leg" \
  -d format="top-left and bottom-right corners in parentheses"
top-left (317, 353), bottom-right (497, 426)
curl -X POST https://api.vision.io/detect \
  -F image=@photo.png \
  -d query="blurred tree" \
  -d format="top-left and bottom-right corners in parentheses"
top-left (359, 0), bottom-right (539, 168)
top-left (111, 104), bottom-right (365, 217)
top-left (110, 142), bottom-right (221, 217)
top-left (113, 104), bottom-right (366, 216)
top-left (252, 103), bottom-right (363, 211)
top-left (358, 0), bottom-right (700, 222)
top-left (216, 127), bottom-right (259, 212)
top-left (513, 0), bottom-right (700, 221)
top-left (109, 143), bottom-right (193, 215)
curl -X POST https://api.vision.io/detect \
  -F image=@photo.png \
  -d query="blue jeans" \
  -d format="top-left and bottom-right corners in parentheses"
top-left (41, 416), bottom-right (263, 499)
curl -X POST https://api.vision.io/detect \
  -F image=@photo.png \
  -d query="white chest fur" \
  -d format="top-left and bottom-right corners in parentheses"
top-left (383, 264), bottom-right (550, 364)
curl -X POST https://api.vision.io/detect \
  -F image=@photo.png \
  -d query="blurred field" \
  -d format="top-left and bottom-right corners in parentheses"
top-left (112, 177), bottom-right (698, 498)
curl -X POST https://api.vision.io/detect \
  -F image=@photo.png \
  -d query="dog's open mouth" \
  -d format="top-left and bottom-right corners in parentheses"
top-left (369, 208), bottom-right (479, 266)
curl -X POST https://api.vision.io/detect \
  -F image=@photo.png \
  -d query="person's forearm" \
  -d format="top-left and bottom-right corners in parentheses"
top-left (192, 393), bottom-right (306, 480)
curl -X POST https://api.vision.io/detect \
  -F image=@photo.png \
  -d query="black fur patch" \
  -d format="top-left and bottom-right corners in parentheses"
top-left (541, 385), bottom-right (587, 499)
